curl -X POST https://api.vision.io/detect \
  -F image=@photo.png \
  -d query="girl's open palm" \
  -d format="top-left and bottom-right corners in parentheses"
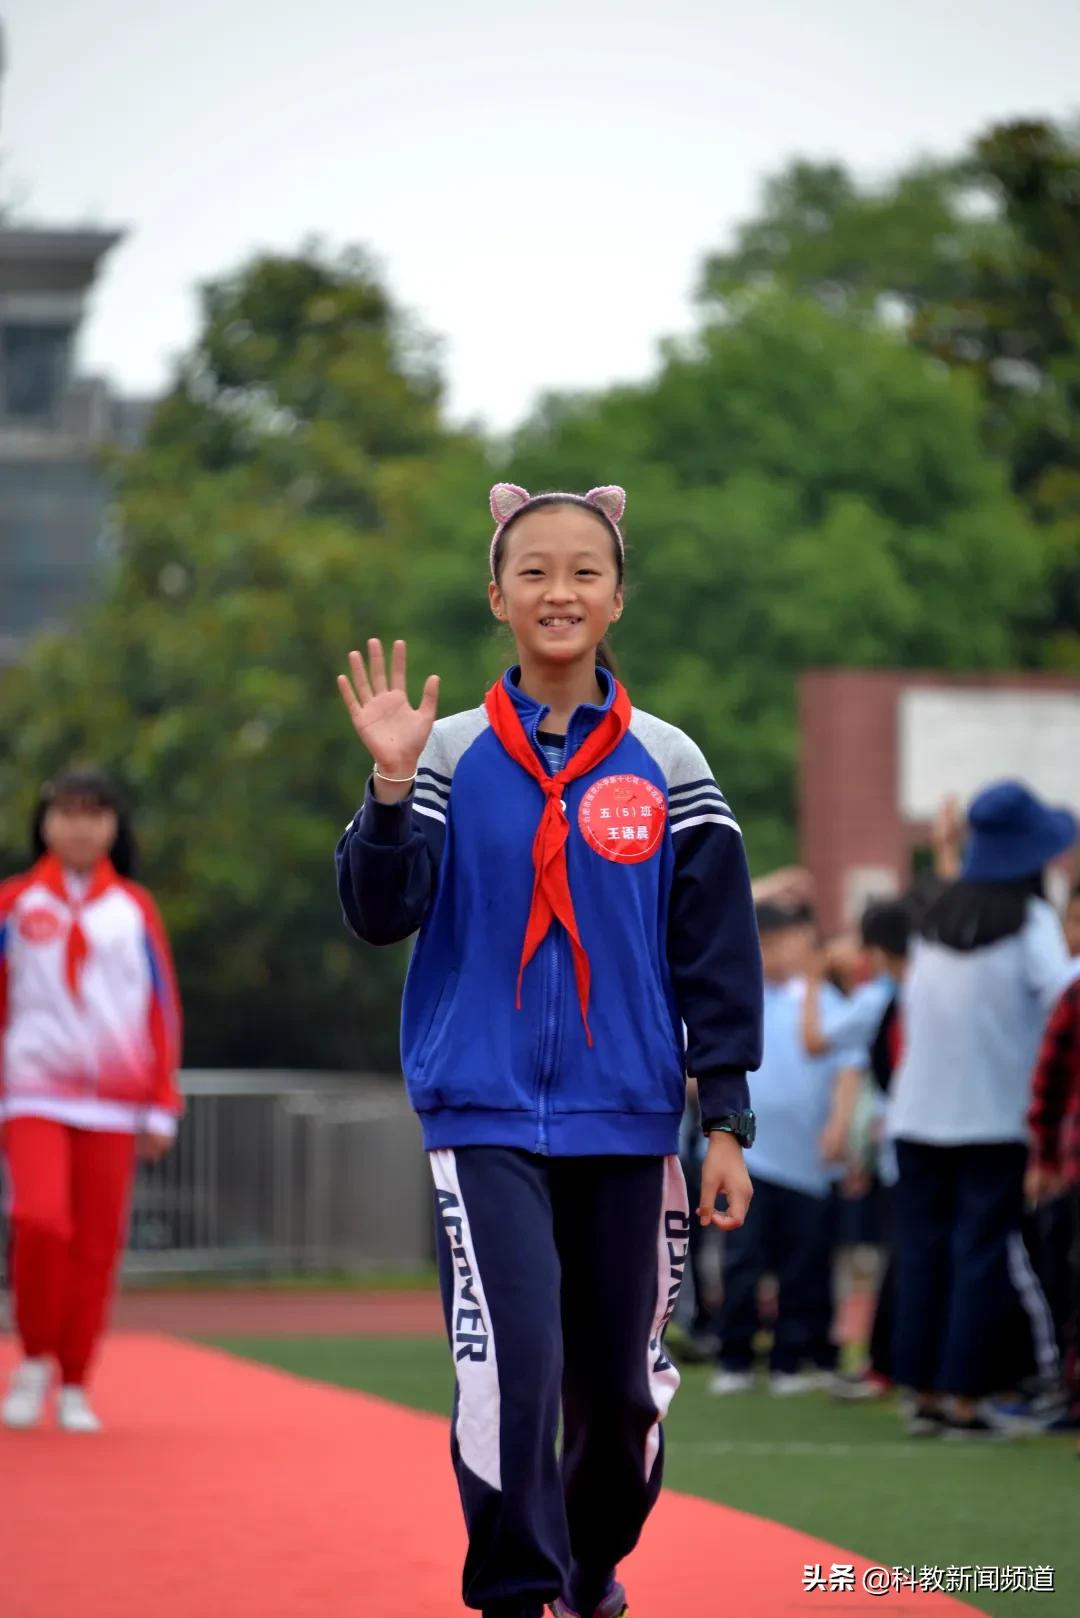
top-left (337, 640), bottom-right (440, 776)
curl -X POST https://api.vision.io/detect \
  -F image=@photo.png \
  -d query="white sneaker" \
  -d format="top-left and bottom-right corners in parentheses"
top-left (708, 1368), bottom-right (755, 1395)
top-left (804, 1368), bottom-right (844, 1393)
top-left (769, 1371), bottom-right (817, 1396)
top-left (56, 1386), bottom-right (102, 1434)
top-left (2, 1356), bottom-right (53, 1430)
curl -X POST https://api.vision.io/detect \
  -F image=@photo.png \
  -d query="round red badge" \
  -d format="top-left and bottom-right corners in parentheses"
top-left (578, 774), bottom-right (667, 863)
top-left (19, 907), bottom-right (63, 945)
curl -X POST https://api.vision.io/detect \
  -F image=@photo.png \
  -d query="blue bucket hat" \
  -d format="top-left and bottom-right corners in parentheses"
top-left (961, 780), bottom-right (1078, 883)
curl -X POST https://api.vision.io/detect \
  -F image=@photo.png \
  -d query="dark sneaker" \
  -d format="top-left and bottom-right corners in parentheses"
top-left (942, 1414), bottom-right (1012, 1442)
top-left (984, 1396), bottom-right (1069, 1433)
top-left (904, 1402), bottom-right (947, 1437)
top-left (550, 1582), bottom-right (628, 1618)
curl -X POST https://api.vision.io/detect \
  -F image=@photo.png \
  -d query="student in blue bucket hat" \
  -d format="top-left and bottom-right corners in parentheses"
top-left (888, 780), bottom-right (1079, 1438)
top-left (961, 781), bottom-right (1078, 885)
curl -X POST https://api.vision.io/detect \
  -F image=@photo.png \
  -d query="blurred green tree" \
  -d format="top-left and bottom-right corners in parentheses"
top-left (699, 119), bottom-right (1080, 660)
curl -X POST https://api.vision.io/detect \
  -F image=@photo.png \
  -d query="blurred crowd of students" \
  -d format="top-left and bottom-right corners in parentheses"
top-left (675, 779), bottom-right (1080, 1454)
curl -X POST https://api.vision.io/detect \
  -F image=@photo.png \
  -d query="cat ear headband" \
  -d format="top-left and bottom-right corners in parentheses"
top-left (488, 484), bottom-right (626, 577)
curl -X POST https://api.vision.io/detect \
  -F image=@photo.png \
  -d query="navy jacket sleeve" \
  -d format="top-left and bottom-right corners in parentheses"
top-left (335, 736), bottom-right (450, 944)
top-left (666, 777), bottom-right (763, 1126)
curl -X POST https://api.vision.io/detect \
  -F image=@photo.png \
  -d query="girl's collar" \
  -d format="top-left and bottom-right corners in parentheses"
top-left (503, 663), bottom-right (615, 724)
top-left (33, 852), bottom-right (118, 904)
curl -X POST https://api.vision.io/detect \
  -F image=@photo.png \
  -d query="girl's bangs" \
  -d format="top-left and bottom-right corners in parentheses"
top-left (40, 772), bottom-right (122, 816)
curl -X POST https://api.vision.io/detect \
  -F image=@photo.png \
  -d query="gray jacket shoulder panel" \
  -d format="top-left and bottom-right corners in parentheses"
top-left (628, 707), bottom-right (712, 792)
top-left (422, 705), bottom-right (490, 780)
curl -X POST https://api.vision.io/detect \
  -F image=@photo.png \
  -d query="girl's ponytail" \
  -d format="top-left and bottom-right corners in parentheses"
top-left (596, 639), bottom-right (620, 679)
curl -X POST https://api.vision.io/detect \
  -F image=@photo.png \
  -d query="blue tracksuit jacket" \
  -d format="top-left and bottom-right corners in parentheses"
top-left (336, 667), bottom-right (763, 1155)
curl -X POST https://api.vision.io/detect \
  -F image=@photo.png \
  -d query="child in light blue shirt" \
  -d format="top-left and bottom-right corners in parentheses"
top-left (711, 902), bottom-right (867, 1395)
top-left (751, 974), bottom-right (867, 1196)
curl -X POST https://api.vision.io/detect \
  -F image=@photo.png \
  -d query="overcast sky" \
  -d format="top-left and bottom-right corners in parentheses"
top-left (5, 0), bottom-right (1078, 432)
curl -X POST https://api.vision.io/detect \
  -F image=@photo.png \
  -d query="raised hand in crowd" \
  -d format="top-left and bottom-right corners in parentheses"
top-left (750, 865), bottom-right (817, 910)
top-left (932, 794), bottom-right (964, 881)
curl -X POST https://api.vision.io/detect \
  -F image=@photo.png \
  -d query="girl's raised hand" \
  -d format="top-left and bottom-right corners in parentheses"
top-left (337, 639), bottom-right (440, 780)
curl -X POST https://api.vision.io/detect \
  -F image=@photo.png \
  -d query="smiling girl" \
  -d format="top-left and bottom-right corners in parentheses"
top-left (335, 485), bottom-right (763, 1618)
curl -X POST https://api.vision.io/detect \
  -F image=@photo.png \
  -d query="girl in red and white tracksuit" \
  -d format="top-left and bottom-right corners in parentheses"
top-left (1, 769), bottom-right (182, 1433)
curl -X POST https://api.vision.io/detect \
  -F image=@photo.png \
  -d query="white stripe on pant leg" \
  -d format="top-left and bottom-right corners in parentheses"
top-left (430, 1148), bottom-right (502, 1491)
top-left (1006, 1229), bottom-right (1061, 1385)
top-left (644, 1154), bottom-right (690, 1481)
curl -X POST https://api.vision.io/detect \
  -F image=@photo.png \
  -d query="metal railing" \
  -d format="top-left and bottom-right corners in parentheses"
top-left (122, 1070), bottom-right (434, 1278)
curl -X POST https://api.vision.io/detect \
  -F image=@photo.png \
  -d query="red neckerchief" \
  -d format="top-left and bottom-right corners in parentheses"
top-left (484, 674), bottom-right (631, 1044)
top-left (33, 853), bottom-right (118, 1003)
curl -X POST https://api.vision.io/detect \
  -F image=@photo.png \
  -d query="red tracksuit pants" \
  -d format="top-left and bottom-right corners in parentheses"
top-left (2, 1117), bottom-right (136, 1386)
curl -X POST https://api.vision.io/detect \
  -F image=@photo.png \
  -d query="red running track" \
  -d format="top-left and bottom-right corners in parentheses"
top-left (0, 1334), bottom-right (974, 1618)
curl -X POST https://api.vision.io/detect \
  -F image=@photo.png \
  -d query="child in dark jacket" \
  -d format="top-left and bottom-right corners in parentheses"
top-left (335, 484), bottom-right (764, 1618)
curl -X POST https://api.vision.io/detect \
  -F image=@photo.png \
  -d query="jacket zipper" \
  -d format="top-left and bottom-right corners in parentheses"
top-left (532, 704), bottom-right (567, 1155)
top-left (535, 930), bottom-right (564, 1154)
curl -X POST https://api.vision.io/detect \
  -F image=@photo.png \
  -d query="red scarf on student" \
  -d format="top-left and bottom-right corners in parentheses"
top-left (35, 853), bottom-right (118, 1004)
top-left (484, 675), bottom-right (632, 1044)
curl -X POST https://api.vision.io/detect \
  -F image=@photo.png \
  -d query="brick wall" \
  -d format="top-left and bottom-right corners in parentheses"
top-left (799, 670), bottom-right (1080, 933)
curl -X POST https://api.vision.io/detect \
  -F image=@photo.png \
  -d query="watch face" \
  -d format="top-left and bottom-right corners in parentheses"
top-left (721, 1110), bottom-right (755, 1146)
top-left (709, 1110), bottom-right (756, 1146)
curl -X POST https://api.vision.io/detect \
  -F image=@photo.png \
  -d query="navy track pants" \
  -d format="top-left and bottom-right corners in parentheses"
top-left (892, 1139), bottom-right (1052, 1398)
top-left (716, 1172), bottom-right (836, 1375)
top-left (431, 1147), bottom-right (689, 1617)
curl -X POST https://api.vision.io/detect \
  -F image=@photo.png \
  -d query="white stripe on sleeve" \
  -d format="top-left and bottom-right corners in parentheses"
top-left (669, 812), bottom-right (742, 836)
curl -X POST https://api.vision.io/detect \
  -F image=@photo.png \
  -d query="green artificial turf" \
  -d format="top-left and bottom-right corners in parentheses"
top-left (123, 1267), bottom-right (439, 1292)
top-left (208, 1334), bottom-right (1075, 1617)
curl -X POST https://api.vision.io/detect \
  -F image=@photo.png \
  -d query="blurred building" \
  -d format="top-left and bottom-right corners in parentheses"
top-left (800, 670), bottom-right (1080, 930)
top-left (0, 223), bottom-right (152, 670)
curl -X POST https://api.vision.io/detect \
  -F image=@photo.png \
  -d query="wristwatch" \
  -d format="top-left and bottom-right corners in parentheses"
top-left (702, 1109), bottom-right (756, 1148)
